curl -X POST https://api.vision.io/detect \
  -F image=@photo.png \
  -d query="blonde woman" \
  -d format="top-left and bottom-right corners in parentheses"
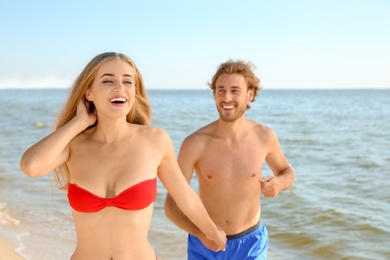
top-left (20, 52), bottom-right (226, 260)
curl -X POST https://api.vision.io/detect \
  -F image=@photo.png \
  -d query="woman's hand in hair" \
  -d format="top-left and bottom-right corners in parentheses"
top-left (76, 99), bottom-right (97, 128)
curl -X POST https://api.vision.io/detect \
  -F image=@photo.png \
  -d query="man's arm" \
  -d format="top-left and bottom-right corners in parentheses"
top-left (260, 128), bottom-right (295, 197)
top-left (164, 135), bottom-right (221, 251)
top-left (164, 135), bottom-right (203, 235)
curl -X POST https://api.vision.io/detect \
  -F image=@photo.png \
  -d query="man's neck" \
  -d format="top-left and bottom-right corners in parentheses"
top-left (215, 116), bottom-right (247, 140)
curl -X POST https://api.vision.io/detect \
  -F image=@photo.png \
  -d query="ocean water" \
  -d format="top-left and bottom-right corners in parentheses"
top-left (0, 88), bottom-right (389, 260)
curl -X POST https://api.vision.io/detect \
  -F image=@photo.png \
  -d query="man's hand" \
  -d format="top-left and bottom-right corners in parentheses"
top-left (260, 176), bottom-right (282, 198)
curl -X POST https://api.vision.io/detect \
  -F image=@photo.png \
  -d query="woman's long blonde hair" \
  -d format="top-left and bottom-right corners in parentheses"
top-left (54, 52), bottom-right (151, 189)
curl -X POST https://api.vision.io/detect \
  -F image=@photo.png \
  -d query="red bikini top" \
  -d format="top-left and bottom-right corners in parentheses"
top-left (67, 178), bottom-right (157, 213)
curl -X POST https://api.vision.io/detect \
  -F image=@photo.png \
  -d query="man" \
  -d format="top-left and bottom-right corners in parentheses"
top-left (164, 60), bottom-right (295, 259)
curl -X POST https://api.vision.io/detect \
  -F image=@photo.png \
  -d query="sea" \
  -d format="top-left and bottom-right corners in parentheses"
top-left (0, 88), bottom-right (389, 260)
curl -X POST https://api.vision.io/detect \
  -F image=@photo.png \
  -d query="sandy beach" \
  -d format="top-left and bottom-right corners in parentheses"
top-left (0, 236), bottom-right (24, 260)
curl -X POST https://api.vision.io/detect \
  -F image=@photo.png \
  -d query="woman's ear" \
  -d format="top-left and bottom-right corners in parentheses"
top-left (85, 90), bottom-right (93, 101)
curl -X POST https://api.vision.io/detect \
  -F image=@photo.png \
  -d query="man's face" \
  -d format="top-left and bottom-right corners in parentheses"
top-left (214, 73), bottom-right (254, 122)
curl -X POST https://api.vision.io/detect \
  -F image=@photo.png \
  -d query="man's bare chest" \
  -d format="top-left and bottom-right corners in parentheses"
top-left (196, 143), bottom-right (266, 180)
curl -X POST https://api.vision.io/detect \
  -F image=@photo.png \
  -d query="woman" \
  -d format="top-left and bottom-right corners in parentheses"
top-left (20, 52), bottom-right (226, 259)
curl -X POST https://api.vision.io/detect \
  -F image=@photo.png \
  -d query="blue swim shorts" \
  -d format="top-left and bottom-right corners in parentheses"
top-left (188, 222), bottom-right (268, 260)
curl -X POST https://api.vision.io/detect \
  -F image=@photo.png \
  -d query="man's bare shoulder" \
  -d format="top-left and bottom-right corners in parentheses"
top-left (247, 120), bottom-right (278, 142)
top-left (251, 120), bottom-right (272, 132)
top-left (189, 121), bottom-right (218, 137)
top-left (182, 121), bottom-right (218, 146)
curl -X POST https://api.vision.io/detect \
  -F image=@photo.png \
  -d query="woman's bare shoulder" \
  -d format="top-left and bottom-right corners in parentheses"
top-left (69, 127), bottom-right (95, 145)
top-left (136, 125), bottom-right (171, 142)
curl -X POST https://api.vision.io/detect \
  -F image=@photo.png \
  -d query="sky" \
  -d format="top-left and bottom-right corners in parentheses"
top-left (0, 0), bottom-right (389, 90)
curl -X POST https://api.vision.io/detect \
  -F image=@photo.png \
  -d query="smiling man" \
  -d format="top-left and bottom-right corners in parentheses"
top-left (164, 60), bottom-right (295, 260)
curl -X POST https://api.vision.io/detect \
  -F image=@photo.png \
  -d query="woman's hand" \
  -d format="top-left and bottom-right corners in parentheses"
top-left (76, 99), bottom-right (97, 128)
top-left (206, 227), bottom-right (227, 252)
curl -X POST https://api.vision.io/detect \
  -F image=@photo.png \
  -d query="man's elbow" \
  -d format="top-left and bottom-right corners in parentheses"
top-left (164, 193), bottom-right (176, 221)
top-left (286, 167), bottom-right (295, 189)
top-left (278, 166), bottom-right (295, 190)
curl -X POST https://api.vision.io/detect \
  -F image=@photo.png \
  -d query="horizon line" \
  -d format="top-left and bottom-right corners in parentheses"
top-left (0, 87), bottom-right (389, 91)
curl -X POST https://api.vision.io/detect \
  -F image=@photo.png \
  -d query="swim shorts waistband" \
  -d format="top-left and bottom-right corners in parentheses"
top-left (226, 221), bottom-right (261, 240)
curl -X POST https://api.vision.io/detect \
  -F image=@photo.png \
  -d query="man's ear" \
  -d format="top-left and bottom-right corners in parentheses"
top-left (247, 89), bottom-right (254, 102)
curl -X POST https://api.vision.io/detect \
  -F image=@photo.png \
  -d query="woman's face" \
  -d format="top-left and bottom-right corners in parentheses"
top-left (85, 59), bottom-right (136, 119)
